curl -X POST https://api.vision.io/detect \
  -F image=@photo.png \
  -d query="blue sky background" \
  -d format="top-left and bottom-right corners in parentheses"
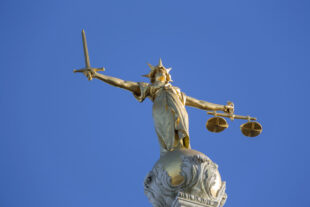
top-left (1, 0), bottom-right (309, 206)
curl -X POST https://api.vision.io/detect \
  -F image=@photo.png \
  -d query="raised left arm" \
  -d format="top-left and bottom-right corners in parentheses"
top-left (185, 95), bottom-right (233, 113)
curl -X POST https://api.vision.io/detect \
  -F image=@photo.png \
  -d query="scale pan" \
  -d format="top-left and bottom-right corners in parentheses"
top-left (206, 117), bottom-right (228, 133)
top-left (240, 121), bottom-right (262, 137)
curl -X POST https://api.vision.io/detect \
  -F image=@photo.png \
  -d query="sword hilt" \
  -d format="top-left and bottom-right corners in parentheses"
top-left (73, 67), bottom-right (105, 80)
top-left (73, 67), bottom-right (105, 73)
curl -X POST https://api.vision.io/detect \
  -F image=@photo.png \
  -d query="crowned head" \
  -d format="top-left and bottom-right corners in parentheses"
top-left (142, 58), bottom-right (172, 84)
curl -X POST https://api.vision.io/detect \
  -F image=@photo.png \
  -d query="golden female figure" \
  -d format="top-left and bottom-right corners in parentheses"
top-left (80, 59), bottom-right (233, 156)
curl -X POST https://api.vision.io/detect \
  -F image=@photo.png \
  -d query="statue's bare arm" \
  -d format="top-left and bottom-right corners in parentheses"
top-left (92, 72), bottom-right (141, 95)
top-left (185, 95), bottom-right (233, 113)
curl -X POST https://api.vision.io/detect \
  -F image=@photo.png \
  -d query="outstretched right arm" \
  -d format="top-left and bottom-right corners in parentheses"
top-left (91, 71), bottom-right (141, 96)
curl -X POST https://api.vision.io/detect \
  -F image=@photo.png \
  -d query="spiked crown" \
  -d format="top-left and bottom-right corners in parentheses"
top-left (142, 58), bottom-right (172, 83)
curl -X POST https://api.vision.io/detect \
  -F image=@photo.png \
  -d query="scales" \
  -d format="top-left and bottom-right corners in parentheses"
top-left (206, 106), bottom-right (262, 137)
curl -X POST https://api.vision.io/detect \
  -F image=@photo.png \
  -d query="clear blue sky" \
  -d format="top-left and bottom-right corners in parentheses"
top-left (1, 0), bottom-right (309, 206)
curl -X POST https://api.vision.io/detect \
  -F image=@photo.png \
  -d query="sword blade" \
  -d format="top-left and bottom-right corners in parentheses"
top-left (82, 29), bottom-right (91, 68)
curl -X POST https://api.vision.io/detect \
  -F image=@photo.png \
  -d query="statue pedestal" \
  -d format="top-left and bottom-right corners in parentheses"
top-left (144, 149), bottom-right (227, 207)
top-left (171, 192), bottom-right (226, 207)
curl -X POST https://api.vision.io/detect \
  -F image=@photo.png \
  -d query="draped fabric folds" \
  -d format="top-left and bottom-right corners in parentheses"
top-left (133, 82), bottom-right (190, 155)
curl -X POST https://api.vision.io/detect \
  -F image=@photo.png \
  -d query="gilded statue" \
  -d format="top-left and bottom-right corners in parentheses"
top-left (77, 57), bottom-right (233, 156)
top-left (74, 29), bottom-right (263, 157)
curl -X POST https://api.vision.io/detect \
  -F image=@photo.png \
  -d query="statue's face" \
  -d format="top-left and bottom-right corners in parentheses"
top-left (154, 69), bottom-right (167, 83)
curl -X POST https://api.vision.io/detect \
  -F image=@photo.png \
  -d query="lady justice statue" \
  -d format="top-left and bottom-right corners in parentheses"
top-left (74, 30), bottom-right (261, 207)
top-left (81, 58), bottom-right (233, 156)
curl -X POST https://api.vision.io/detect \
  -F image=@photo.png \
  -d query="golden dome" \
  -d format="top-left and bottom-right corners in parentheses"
top-left (154, 149), bottom-right (223, 197)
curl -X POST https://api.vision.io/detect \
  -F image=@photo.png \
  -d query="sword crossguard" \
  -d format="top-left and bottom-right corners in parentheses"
top-left (73, 67), bottom-right (105, 73)
top-left (73, 67), bottom-right (105, 80)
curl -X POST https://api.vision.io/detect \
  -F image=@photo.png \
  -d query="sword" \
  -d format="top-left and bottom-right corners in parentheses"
top-left (73, 29), bottom-right (105, 80)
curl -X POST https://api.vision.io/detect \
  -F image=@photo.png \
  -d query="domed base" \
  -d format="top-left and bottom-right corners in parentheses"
top-left (144, 149), bottom-right (227, 207)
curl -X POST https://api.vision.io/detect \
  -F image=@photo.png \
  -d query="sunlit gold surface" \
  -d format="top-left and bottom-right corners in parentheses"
top-left (206, 117), bottom-right (228, 133)
top-left (154, 149), bottom-right (222, 191)
top-left (240, 121), bottom-right (262, 137)
top-left (155, 149), bottom-right (200, 186)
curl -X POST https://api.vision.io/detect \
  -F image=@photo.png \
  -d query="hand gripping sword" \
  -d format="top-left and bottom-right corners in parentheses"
top-left (73, 29), bottom-right (105, 80)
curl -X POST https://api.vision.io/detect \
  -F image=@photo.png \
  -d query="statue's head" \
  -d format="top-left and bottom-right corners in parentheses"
top-left (142, 59), bottom-right (172, 84)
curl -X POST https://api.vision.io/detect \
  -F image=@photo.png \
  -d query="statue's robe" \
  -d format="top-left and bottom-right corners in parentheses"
top-left (133, 83), bottom-right (190, 155)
